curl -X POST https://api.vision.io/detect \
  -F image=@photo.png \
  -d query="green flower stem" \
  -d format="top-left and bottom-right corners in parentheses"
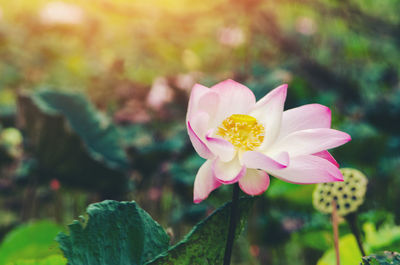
top-left (345, 213), bottom-right (366, 257)
top-left (223, 183), bottom-right (240, 265)
top-left (332, 200), bottom-right (340, 265)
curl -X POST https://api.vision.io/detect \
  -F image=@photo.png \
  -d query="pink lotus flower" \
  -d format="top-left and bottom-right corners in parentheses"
top-left (186, 79), bottom-right (351, 203)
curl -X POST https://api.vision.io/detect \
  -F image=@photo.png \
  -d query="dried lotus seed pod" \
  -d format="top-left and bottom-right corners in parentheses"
top-left (313, 168), bottom-right (368, 216)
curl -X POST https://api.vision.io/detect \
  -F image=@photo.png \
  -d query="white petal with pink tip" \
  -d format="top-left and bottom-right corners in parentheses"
top-left (239, 169), bottom-right (270, 196)
top-left (250, 84), bottom-right (287, 150)
top-left (193, 160), bottom-right (221, 204)
top-left (241, 151), bottom-right (289, 171)
top-left (187, 121), bottom-right (213, 159)
top-left (279, 104), bottom-right (331, 139)
top-left (205, 132), bottom-right (236, 162)
top-left (313, 150), bottom-right (339, 168)
top-left (213, 157), bottom-right (246, 184)
top-left (267, 128), bottom-right (351, 157)
top-left (186, 84), bottom-right (210, 122)
top-left (211, 79), bottom-right (256, 126)
top-left (269, 155), bottom-right (343, 184)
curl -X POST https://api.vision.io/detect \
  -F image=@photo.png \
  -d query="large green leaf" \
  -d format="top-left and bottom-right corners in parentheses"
top-left (146, 197), bottom-right (255, 265)
top-left (18, 91), bottom-right (129, 197)
top-left (56, 200), bottom-right (170, 265)
top-left (0, 221), bottom-right (64, 265)
top-left (31, 91), bottom-right (128, 170)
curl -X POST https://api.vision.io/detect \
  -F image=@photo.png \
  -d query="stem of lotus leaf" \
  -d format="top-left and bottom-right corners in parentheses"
top-left (223, 183), bottom-right (240, 265)
top-left (345, 213), bottom-right (366, 257)
top-left (332, 200), bottom-right (340, 265)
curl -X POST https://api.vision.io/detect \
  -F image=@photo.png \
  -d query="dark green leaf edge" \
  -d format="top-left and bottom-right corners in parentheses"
top-left (361, 251), bottom-right (400, 265)
top-left (145, 196), bottom-right (255, 265)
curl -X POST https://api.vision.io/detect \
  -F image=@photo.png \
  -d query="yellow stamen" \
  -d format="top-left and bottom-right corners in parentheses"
top-left (217, 114), bottom-right (265, 151)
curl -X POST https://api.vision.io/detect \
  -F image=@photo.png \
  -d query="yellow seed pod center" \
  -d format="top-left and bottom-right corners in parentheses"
top-left (217, 114), bottom-right (265, 151)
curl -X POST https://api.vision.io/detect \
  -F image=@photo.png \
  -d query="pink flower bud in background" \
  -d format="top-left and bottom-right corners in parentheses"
top-left (39, 1), bottom-right (84, 25)
top-left (148, 187), bottom-right (162, 201)
top-left (114, 99), bottom-right (151, 124)
top-left (50, 179), bottom-right (61, 191)
top-left (175, 73), bottom-right (199, 93)
top-left (146, 77), bottom-right (174, 110)
top-left (295, 17), bottom-right (317, 36)
top-left (250, 245), bottom-right (260, 257)
top-left (218, 27), bottom-right (245, 47)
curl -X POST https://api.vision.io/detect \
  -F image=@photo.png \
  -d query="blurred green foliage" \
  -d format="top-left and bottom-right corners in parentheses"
top-left (317, 234), bottom-right (362, 265)
top-left (318, 221), bottom-right (400, 265)
top-left (10, 255), bottom-right (66, 265)
top-left (0, 221), bottom-right (65, 265)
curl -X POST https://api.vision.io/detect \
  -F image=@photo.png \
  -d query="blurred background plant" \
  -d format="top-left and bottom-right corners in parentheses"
top-left (0, 0), bottom-right (399, 264)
